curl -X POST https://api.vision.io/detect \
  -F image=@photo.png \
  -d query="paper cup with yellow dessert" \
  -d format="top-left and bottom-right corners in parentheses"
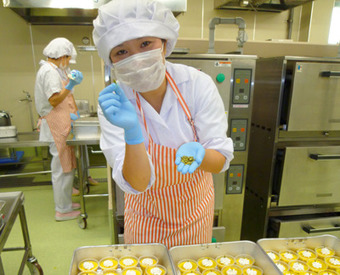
top-left (221, 265), bottom-right (242, 275)
top-left (197, 257), bottom-right (217, 272)
top-left (279, 250), bottom-right (299, 263)
top-left (216, 255), bottom-right (234, 270)
top-left (307, 258), bottom-right (328, 273)
top-left (325, 255), bottom-right (340, 270)
top-left (242, 266), bottom-right (263, 275)
top-left (103, 270), bottom-right (120, 275)
top-left (315, 246), bottom-right (335, 259)
top-left (297, 248), bottom-right (317, 262)
top-left (145, 264), bottom-right (167, 275)
top-left (235, 254), bottom-right (255, 268)
top-left (100, 256), bottom-right (119, 271)
top-left (119, 256), bottom-right (139, 269)
top-left (319, 270), bottom-right (338, 275)
top-left (122, 267), bottom-right (142, 275)
top-left (265, 250), bottom-right (280, 263)
top-left (178, 259), bottom-right (198, 274)
top-left (275, 261), bottom-right (289, 273)
top-left (78, 259), bottom-right (99, 273)
top-left (202, 269), bottom-right (222, 275)
top-left (139, 256), bottom-right (158, 272)
top-left (289, 260), bottom-right (309, 273)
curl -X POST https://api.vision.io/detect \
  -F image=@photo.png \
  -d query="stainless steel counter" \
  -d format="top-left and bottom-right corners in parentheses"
top-left (0, 132), bottom-right (49, 148)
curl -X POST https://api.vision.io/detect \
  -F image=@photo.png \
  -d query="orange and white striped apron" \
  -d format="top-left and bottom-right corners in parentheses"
top-left (124, 72), bottom-right (215, 248)
top-left (44, 63), bottom-right (77, 173)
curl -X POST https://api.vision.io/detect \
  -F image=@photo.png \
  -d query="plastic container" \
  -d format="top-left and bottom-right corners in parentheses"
top-left (307, 258), bottom-right (327, 273)
top-left (325, 256), bottom-right (340, 270)
top-left (197, 257), bottom-right (217, 272)
top-left (221, 265), bottom-right (242, 275)
top-left (99, 257), bottom-right (119, 270)
top-left (235, 254), bottom-right (255, 268)
top-left (122, 267), bottom-right (142, 275)
top-left (78, 259), bottom-right (99, 272)
top-left (297, 248), bottom-right (317, 262)
top-left (279, 250), bottom-right (299, 263)
top-left (315, 246), bottom-right (335, 259)
top-left (201, 269), bottom-right (222, 275)
top-left (289, 260), bottom-right (309, 273)
top-left (264, 250), bottom-right (280, 263)
top-left (215, 255), bottom-right (234, 270)
top-left (177, 259), bottom-right (199, 273)
top-left (242, 266), bottom-right (263, 275)
top-left (275, 261), bottom-right (289, 273)
top-left (139, 256), bottom-right (158, 272)
top-left (119, 256), bottom-right (139, 269)
top-left (145, 264), bottom-right (167, 275)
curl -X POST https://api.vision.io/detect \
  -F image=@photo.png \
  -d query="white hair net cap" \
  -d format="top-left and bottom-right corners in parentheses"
top-left (93, 0), bottom-right (180, 66)
top-left (43, 37), bottom-right (75, 59)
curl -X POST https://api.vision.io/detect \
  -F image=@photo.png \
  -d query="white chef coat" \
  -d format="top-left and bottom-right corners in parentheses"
top-left (98, 61), bottom-right (234, 194)
top-left (34, 60), bottom-right (72, 142)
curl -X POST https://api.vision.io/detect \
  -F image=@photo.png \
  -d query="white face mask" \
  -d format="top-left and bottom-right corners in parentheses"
top-left (58, 57), bottom-right (69, 70)
top-left (113, 46), bottom-right (166, 93)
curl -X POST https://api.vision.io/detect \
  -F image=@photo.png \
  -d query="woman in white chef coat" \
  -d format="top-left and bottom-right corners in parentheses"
top-left (93, 0), bottom-right (234, 248)
top-left (34, 38), bottom-right (83, 221)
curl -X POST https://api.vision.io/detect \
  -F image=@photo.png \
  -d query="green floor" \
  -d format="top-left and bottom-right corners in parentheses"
top-left (0, 166), bottom-right (111, 274)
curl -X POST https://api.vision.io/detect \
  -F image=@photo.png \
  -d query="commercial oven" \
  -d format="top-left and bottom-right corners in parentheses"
top-left (241, 56), bottom-right (340, 241)
top-left (107, 54), bottom-right (257, 243)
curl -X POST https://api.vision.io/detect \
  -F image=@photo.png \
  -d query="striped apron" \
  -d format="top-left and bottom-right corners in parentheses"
top-left (124, 72), bottom-right (215, 248)
top-left (44, 63), bottom-right (77, 173)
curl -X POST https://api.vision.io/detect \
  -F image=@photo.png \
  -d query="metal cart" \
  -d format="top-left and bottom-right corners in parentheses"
top-left (67, 138), bottom-right (109, 230)
top-left (0, 191), bottom-right (43, 274)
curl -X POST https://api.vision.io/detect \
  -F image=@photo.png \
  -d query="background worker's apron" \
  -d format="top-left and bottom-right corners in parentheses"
top-left (44, 63), bottom-right (77, 173)
top-left (124, 72), bottom-right (215, 248)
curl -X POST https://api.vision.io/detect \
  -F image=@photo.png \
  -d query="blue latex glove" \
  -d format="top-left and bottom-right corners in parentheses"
top-left (65, 70), bottom-right (83, 90)
top-left (175, 142), bottom-right (206, 174)
top-left (98, 83), bottom-right (144, 145)
top-left (70, 110), bottom-right (80, 121)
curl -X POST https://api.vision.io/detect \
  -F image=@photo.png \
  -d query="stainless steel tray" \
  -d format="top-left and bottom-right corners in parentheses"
top-left (69, 243), bottom-right (175, 275)
top-left (169, 241), bottom-right (281, 274)
top-left (257, 234), bottom-right (340, 254)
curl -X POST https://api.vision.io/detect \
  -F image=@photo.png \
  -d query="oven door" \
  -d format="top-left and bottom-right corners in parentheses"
top-left (276, 146), bottom-right (340, 207)
top-left (269, 215), bottom-right (340, 238)
top-left (287, 62), bottom-right (340, 132)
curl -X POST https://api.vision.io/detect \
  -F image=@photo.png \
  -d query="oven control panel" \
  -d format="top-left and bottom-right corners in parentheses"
top-left (230, 119), bottom-right (248, 151)
top-left (226, 165), bottom-right (244, 194)
top-left (232, 69), bottom-right (252, 104)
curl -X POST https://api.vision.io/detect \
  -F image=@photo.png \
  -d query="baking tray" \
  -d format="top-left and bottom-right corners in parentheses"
top-left (257, 234), bottom-right (340, 254)
top-left (169, 241), bottom-right (282, 274)
top-left (69, 243), bottom-right (175, 275)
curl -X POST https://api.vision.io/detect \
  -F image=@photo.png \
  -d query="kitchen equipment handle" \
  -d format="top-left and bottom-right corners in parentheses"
top-left (302, 224), bottom-right (340, 234)
top-left (320, 71), bottom-right (340, 78)
top-left (88, 147), bottom-right (103, 154)
top-left (309, 154), bottom-right (340, 160)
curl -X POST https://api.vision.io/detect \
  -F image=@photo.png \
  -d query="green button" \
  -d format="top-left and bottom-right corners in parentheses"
top-left (216, 73), bottom-right (225, 83)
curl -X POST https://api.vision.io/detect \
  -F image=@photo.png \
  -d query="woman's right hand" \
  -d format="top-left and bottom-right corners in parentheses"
top-left (98, 83), bottom-right (144, 145)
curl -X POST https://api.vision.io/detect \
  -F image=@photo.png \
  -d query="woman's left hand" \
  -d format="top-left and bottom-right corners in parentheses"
top-left (175, 142), bottom-right (205, 174)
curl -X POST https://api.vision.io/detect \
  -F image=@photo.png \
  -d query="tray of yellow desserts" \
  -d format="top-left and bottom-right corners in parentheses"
top-left (257, 234), bottom-right (340, 274)
top-left (69, 243), bottom-right (175, 275)
top-left (169, 241), bottom-right (282, 275)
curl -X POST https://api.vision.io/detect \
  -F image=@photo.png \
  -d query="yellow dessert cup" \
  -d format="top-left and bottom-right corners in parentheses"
top-left (119, 256), bottom-right (139, 269)
top-left (122, 267), bottom-right (142, 275)
top-left (139, 256), bottom-right (158, 272)
top-left (265, 250), bottom-right (280, 263)
top-left (297, 248), bottom-right (317, 262)
top-left (275, 261), bottom-right (289, 273)
top-left (78, 272), bottom-right (97, 275)
top-left (235, 254), bottom-right (255, 268)
top-left (319, 270), bottom-right (338, 275)
top-left (145, 264), bottom-right (167, 275)
top-left (325, 255), bottom-right (340, 270)
top-left (183, 271), bottom-right (201, 275)
top-left (279, 250), bottom-right (299, 263)
top-left (103, 270), bottom-right (120, 275)
top-left (202, 269), bottom-right (222, 275)
top-left (100, 257), bottom-right (119, 270)
top-left (289, 260), bottom-right (309, 273)
top-left (178, 259), bottom-right (199, 274)
top-left (78, 259), bottom-right (99, 272)
top-left (197, 257), bottom-right (217, 272)
top-left (221, 265), bottom-right (242, 275)
top-left (315, 246), bottom-right (335, 259)
top-left (242, 266), bottom-right (263, 275)
top-left (283, 271), bottom-right (298, 275)
top-left (307, 258), bottom-right (327, 272)
top-left (216, 255), bottom-right (235, 270)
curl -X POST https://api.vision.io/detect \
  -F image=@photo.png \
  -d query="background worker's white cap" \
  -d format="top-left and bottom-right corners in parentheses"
top-left (92, 0), bottom-right (180, 66)
top-left (43, 37), bottom-right (75, 60)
